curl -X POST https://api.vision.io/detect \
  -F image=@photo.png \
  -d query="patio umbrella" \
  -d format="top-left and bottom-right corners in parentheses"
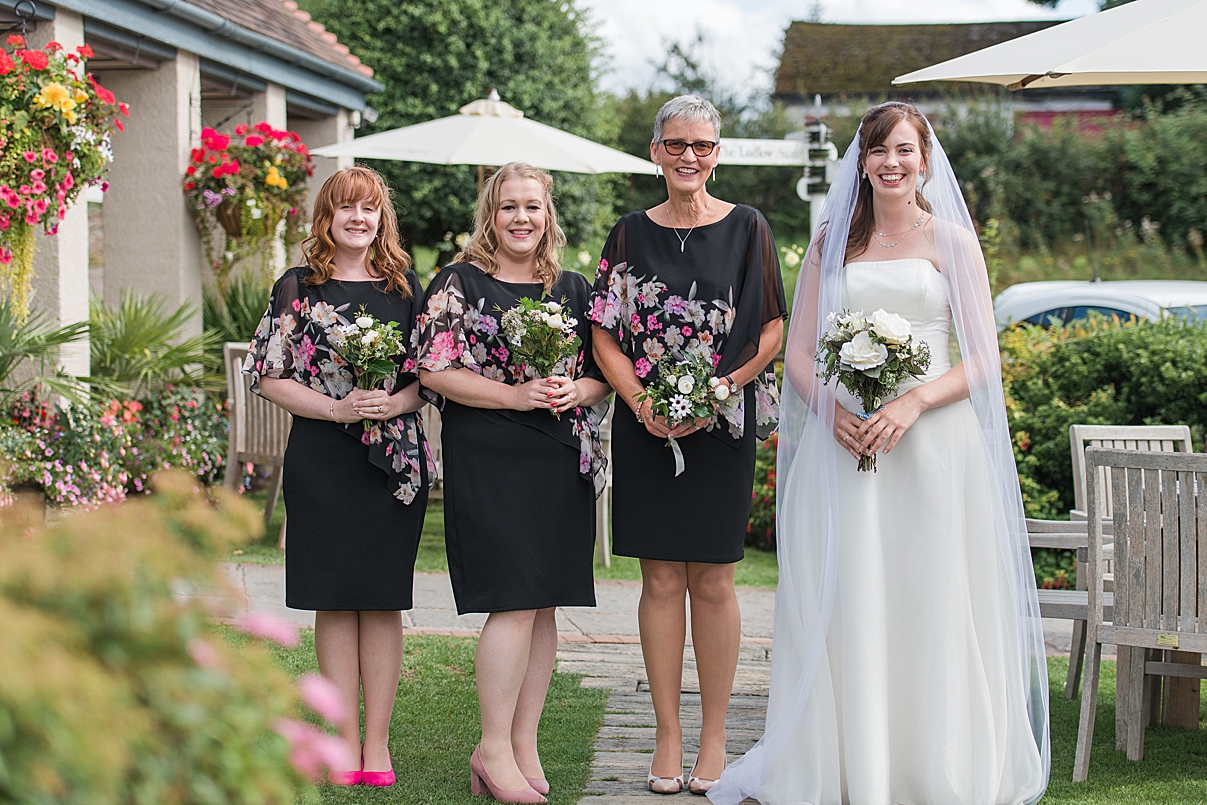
top-left (893, 0), bottom-right (1207, 89)
top-left (312, 91), bottom-right (656, 175)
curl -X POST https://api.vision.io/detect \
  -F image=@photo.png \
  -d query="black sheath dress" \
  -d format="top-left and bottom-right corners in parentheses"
top-left (589, 205), bottom-right (787, 563)
top-left (417, 263), bottom-right (609, 614)
top-left (244, 267), bottom-right (434, 611)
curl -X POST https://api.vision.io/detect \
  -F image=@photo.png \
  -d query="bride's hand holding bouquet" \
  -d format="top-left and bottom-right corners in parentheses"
top-left (816, 308), bottom-right (930, 471)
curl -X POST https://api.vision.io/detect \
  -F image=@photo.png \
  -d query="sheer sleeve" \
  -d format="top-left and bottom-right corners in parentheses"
top-left (416, 266), bottom-right (476, 374)
top-left (587, 218), bottom-right (632, 348)
top-left (243, 269), bottom-right (307, 395)
top-left (754, 211), bottom-right (789, 324)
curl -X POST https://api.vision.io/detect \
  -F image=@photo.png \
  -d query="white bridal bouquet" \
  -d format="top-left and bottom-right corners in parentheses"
top-left (328, 305), bottom-right (407, 432)
top-left (816, 308), bottom-right (931, 472)
top-left (637, 351), bottom-right (732, 476)
top-left (499, 297), bottom-right (582, 417)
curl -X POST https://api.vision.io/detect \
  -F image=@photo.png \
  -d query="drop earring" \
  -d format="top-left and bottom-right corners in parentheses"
top-left (711, 168), bottom-right (716, 182)
top-left (862, 171), bottom-right (868, 181)
top-left (655, 164), bottom-right (662, 178)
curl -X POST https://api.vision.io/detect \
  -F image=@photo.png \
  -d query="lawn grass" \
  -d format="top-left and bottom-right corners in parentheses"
top-left (1045, 656), bottom-right (1207, 803)
top-left (261, 629), bottom-right (607, 805)
top-left (227, 499), bottom-right (782, 590)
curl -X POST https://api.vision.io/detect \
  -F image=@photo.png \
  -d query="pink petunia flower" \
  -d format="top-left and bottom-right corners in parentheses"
top-left (299, 673), bottom-right (345, 722)
top-left (232, 612), bottom-right (300, 647)
top-left (275, 718), bottom-right (354, 781)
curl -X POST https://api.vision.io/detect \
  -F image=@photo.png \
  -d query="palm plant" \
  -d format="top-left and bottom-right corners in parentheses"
top-left (202, 273), bottom-right (272, 374)
top-left (89, 292), bottom-right (221, 397)
top-left (0, 298), bottom-right (90, 406)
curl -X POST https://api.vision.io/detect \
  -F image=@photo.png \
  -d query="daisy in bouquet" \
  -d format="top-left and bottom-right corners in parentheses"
top-left (637, 351), bottom-right (733, 476)
top-left (498, 297), bottom-right (581, 417)
top-left (327, 306), bottom-right (406, 432)
top-left (816, 308), bottom-right (931, 472)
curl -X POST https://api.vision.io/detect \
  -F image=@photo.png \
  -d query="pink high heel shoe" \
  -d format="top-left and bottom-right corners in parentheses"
top-left (470, 745), bottom-right (547, 803)
top-left (525, 777), bottom-right (550, 796)
top-left (326, 746), bottom-right (362, 787)
top-left (361, 750), bottom-right (395, 787)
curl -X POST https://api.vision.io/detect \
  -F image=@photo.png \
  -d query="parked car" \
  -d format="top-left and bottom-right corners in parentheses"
top-left (993, 280), bottom-right (1207, 330)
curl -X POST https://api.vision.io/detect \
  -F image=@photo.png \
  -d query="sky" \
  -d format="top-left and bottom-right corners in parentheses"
top-left (579, 0), bottom-right (1100, 95)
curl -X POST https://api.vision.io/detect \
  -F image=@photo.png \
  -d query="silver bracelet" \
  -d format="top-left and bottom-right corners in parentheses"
top-left (329, 399), bottom-right (336, 421)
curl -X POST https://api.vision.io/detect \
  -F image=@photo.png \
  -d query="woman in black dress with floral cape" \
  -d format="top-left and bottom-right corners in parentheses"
top-left (418, 164), bottom-right (610, 803)
top-left (245, 167), bottom-right (433, 787)
top-left (591, 96), bottom-right (786, 795)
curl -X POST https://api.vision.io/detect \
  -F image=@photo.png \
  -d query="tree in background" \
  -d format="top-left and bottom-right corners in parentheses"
top-left (611, 36), bottom-right (812, 245)
top-left (297, 0), bottom-right (618, 261)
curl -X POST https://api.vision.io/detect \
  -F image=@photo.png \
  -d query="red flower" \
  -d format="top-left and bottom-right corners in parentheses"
top-left (118, 102), bottom-right (129, 117)
top-left (254, 121), bottom-right (273, 133)
top-left (201, 126), bottom-right (218, 139)
top-left (45, 41), bottom-right (63, 51)
top-left (6, 34), bottom-right (24, 47)
top-left (185, 165), bottom-right (196, 175)
top-left (115, 119), bottom-right (123, 132)
top-left (244, 135), bottom-right (264, 147)
top-left (42, 149), bottom-right (57, 165)
top-left (18, 49), bottom-right (49, 70)
top-left (235, 124), bottom-right (248, 135)
top-left (290, 131), bottom-right (301, 143)
top-left (76, 44), bottom-right (95, 59)
top-left (184, 181), bottom-right (196, 190)
top-left (0, 51), bottom-right (13, 76)
top-left (87, 73), bottom-right (116, 104)
top-left (190, 148), bottom-right (205, 163)
top-left (22, 151), bottom-right (36, 163)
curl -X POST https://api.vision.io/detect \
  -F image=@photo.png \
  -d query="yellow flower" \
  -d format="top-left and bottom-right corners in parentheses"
top-left (34, 82), bottom-right (79, 121)
top-left (73, 90), bottom-right (88, 104)
top-left (264, 166), bottom-right (288, 189)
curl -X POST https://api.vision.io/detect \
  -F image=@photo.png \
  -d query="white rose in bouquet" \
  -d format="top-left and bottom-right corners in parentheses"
top-left (714, 384), bottom-right (730, 401)
top-left (665, 374), bottom-right (678, 389)
top-left (356, 316), bottom-right (374, 329)
top-left (839, 331), bottom-right (888, 371)
top-left (677, 375), bottom-right (695, 394)
top-left (545, 314), bottom-right (565, 330)
top-left (542, 301), bottom-right (562, 314)
top-left (871, 309), bottom-right (912, 345)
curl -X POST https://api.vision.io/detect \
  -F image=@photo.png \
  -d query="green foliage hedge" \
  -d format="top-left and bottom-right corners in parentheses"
top-left (1002, 316), bottom-right (1207, 518)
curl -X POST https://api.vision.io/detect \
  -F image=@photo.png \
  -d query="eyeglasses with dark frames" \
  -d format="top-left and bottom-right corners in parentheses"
top-left (659, 139), bottom-right (718, 157)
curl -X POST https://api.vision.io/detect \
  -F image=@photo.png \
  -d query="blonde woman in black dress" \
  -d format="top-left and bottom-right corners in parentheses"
top-left (246, 166), bottom-right (433, 787)
top-left (418, 163), bottom-right (610, 803)
top-left (590, 96), bottom-right (786, 795)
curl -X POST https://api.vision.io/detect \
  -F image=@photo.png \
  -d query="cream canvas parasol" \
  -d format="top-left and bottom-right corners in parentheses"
top-left (893, 0), bottom-right (1207, 89)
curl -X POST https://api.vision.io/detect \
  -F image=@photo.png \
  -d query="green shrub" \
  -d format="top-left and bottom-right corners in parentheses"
top-left (746, 433), bottom-right (777, 551)
top-left (1003, 315), bottom-right (1207, 516)
top-left (124, 385), bottom-right (228, 492)
top-left (90, 292), bottom-right (219, 396)
top-left (202, 273), bottom-right (272, 376)
top-left (0, 473), bottom-right (320, 805)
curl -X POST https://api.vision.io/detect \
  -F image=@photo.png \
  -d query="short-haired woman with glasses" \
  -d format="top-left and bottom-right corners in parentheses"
top-left (589, 95), bottom-right (787, 795)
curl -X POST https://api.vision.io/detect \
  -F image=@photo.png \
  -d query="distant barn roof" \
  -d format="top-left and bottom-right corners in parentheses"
top-left (187, 0), bottom-right (375, 78)
top-left (775, 21), bottom-right (1064, 101)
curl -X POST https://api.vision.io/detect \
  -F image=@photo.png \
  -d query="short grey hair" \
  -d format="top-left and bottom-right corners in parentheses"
top-left (652, 95), bottom-right (722, 143)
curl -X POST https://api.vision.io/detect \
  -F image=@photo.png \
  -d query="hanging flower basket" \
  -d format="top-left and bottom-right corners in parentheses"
top-left (0, 38), bottom-right (126, 319)
top-left (183, 122), bottom-right (313, 281)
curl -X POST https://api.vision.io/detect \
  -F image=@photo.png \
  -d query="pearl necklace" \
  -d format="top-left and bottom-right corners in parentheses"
top-left (873, 213), bottom-right (926, 248)
top-left (670, 199), bottom-right (711, 253)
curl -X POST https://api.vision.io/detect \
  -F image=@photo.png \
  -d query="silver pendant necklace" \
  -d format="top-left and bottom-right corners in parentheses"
top-left (671, 199), bottom-right (711, 253)
top-left (873, 212), bottom-right (926, 248)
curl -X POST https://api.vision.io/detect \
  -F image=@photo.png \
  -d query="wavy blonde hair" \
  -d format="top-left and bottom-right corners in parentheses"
top-left (454, 162), bottom-right (565, 293)
top-left (302, 165), bottom-right (413, 297)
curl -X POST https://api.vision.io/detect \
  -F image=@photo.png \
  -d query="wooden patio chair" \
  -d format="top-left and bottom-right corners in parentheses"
top-left (421, 404), bottom-right (443, 499)
top-left (1063, 424), bottom-right (1194, 698)
top-left (223, 342), bottom-right (292, 548)
top-left (1073, 447), bottom-right (1207, 781)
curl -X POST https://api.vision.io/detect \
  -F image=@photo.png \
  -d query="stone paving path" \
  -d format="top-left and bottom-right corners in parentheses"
top-left (216, 562), bottom-right (1086, 805)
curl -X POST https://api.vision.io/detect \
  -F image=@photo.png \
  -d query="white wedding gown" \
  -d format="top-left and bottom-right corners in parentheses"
top-left (760, 259), bottom-right (1045, 805)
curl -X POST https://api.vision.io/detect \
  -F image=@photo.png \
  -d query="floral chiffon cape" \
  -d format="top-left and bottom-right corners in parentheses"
top-left (416, 262), bottom-right (610, 497)
top-left (242, 266), bottom-right (436, 505)
top-left (589, 205), bottom-right (787, 443)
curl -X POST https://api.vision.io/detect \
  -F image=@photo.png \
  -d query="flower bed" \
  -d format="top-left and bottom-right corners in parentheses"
top-left (0, 386), bottom-right (228, 507)
top-left (0, 36), bottom-right (125, 317)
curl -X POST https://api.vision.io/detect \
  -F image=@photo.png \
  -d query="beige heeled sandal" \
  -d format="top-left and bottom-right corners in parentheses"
top-left (647, 771), bottom-right (686, 795)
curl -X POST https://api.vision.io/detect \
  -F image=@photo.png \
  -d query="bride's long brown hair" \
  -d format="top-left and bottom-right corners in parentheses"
top-left (302, 166), bottom-right (413, 297)
top-left (845, 102), bottom-right (933, 263)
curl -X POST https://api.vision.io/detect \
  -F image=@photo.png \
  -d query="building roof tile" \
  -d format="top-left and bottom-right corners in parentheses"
top-left (775, 21), bottom-right (1063, 100)
top-left (185, 0), bottom-right (374, 78)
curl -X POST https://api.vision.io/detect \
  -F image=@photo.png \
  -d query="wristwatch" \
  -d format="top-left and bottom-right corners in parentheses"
top-left (724, 375), bottom-right (738, 395)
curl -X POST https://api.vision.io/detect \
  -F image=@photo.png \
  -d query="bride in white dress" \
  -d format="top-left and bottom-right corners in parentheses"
top-left (710, 103), bottom-right (1050, 805)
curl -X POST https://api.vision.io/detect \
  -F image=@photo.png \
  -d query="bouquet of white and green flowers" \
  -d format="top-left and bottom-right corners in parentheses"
top-left (636, 351), bottom-right (732, 476)
top-left (328, 305), bottom-right (406, 431)
top-left (499, 297), bottom-right (582, 416)
top-left (816, 308), bottom-right (931, 472)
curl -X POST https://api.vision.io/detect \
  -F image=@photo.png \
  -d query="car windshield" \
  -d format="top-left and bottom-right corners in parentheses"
top-left (1166, 305), bottom-right (1207, 321)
